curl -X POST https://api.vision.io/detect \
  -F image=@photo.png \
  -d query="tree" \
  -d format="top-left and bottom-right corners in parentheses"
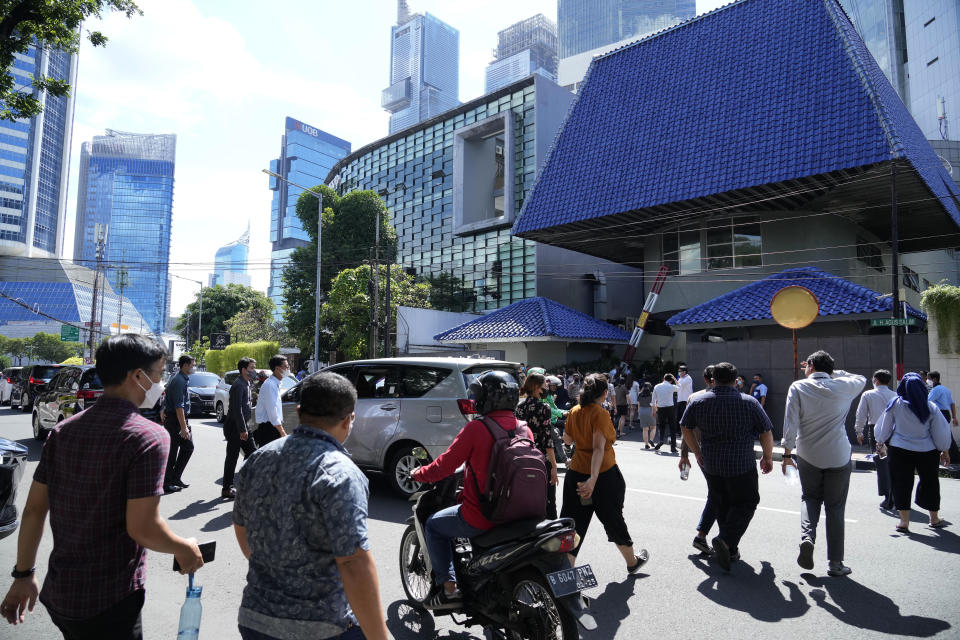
top-left (427, 272), bottom-right (478, 312)
top-left (223, 306), bottom-right (291, 345)
top-left (4, 337), bottom-right (29, 364)
top-left (186, 338), bottom-right (209, 367)
top-left (30, 332), bottom-right (81, 363)
top-left (174, 284), bottom-right (273, 341)
top-left (0, 1), bottom-right (141, 122)
top-left (319, 264), bottom-right (430, 361)
top-left (283, 187), bottom-right (398, 352)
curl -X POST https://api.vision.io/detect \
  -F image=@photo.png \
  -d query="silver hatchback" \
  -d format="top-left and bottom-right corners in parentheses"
top-left (279, 357), bottom-right (521, 496)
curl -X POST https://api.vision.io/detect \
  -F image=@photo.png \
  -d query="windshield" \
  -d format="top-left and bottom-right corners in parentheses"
top-left (31, 366), bottom-right (60, 380)
top-left (188, 372), bottom-right (220, 387)
top-left (280, 373), bottom-right (297, 391)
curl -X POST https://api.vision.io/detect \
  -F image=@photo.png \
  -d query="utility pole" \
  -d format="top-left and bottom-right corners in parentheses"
top-left (117, 249), bottom-right (128, 334)
top-left (87, 224), bottom-right (107, 359)
top-left (890, 160), bottom-right (902, 379)
top-left (369, 209), bottom-right (380, 359)
top-left (384, 262), bottom-right (391, 357)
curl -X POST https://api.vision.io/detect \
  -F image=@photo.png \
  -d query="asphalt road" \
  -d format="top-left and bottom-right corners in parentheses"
top-left (1, 407), bottom-right (959, 639)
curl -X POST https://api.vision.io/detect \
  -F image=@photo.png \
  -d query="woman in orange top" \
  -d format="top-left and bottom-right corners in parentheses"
top-left (561, 373), bottom-right (649, 573)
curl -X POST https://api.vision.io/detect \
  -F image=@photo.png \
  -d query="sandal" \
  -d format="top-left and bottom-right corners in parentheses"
top-left (930, 520), bottom-right (948, 529)
top-left (627, 549), bottom-right (649, 574)
top-left (895, 523), bottom-right (910, 533)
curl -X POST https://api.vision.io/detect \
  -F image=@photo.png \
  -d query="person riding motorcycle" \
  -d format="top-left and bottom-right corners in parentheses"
top-left (410, 370), bottom-right (534, 610)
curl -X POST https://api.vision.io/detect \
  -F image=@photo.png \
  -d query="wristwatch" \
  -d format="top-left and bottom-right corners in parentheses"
top-left (11, 565), bottom-right (35, 579)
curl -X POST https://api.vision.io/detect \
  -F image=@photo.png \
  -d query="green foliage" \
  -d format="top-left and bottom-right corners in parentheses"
top-left (1, 337), bottom-right (29, 364)
top-left (426, 272), bottom-right (477, 312)
top-left (921, 282), bottom-right (960, 353)
top-left (0, 1), bottom-right (141, 121)
top-left (283, 187), bottom-right (399, 353)
top-left (175, 284), bottom-right (273, 341)
top-left (186, 338), bottom-right (209, 366)
top-left (223, 306), bottom-right (290, 345)
top-left (0, 354), bottom-right (10, 369)
top-left (320, 264), bottom-right (431, 361)
top-left (203, 341), bottom-right (281, 377)
top-left (0, 333), bottom-right (82, 364)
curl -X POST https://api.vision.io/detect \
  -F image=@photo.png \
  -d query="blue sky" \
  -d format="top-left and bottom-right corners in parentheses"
top-left (66, 0), bottom-right (730, 317)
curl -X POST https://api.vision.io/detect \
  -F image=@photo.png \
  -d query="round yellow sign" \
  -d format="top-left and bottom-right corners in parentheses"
top-left (770, 286), bottom-right (820, 329)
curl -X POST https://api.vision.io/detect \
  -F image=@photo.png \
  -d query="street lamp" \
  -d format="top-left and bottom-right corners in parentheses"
top-left (172, 274), bottom-right (203, 348)
top-left (263, 168), bottom-right (322, 372)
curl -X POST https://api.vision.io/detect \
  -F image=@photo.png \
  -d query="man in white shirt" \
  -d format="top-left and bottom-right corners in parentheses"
top-left (676, 365), bottom-right (694, 419)
top-left (782, 350), bottom-right (866, 577)
top-left (652, 374), bottom-right (681, 453)
top-left (254, 355), bottom-right (290, 446)
top-left (854, 369), bottom-right (897, 509)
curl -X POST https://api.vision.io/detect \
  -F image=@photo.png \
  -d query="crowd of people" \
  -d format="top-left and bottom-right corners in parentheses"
top-left (2, 336), bottom-right (956, 640)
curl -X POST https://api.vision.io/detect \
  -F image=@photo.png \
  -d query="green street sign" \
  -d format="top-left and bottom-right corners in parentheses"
top-left (60, 325), bottom-right (80, 342)
top-left (870, 318), bottom-right (918, 327)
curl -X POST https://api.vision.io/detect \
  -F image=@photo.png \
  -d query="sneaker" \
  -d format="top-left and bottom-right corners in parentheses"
top-left (173, 479), bottom-right (190, 489)
top-left (827, 562), bottom-right (852, 577)
top-left (692, 537), bottom-right (711, 554)
top-left (654, 443), bottom-right (662, 451)
top-left (712, 536), bottom-right (731, 571)
top-left (645, 444), bottom-right (651, 450)
top-left (163, 484), bottom-right (181, 495)
top-left (797, 540), bottom-right (815, 570)
top-left (221, 487), bottom-right (236, 500)
top-left (425, 587), bottom-right (462, 610)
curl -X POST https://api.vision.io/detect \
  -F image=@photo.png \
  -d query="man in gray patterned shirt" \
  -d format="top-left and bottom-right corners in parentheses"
top-left (233, 372), bottom-right (388, 640)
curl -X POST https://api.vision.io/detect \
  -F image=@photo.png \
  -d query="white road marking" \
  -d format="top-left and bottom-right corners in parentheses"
top-left (626, 487), bottom-right (857, 523)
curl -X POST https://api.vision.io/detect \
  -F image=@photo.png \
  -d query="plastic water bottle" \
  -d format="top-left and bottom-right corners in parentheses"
top-left (784, 464), bottom-right (800, 487)
top-left (680, 459), bottom-right (691, 481)
top-left (177, 577), bottom-right (202, 639)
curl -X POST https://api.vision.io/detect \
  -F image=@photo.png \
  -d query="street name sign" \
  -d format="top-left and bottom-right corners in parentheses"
top-left (60, 325), bottom-right (80, 342)
top-left (870, 318), bottom-right (918, 327)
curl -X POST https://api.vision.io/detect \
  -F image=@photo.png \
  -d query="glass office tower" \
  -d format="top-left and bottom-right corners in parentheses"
top-left (210, 224), bottom-right (251, 287)
top-left (73, 131), bottom-right (176, 334)
top-left (0, 45), bottom-right (77, 258)
top-left (903, 0), bottom-right (960, 141)
top-left (838, 0), bottom-right (909, 100)
top-left (267, 117), bottom-right (350, 320)
top-left (486, 14), bottom-right (558, 93)
top-left (382, 7), bottom-right (460, 134)
top-left (558, 0), bottom-right (695, 58)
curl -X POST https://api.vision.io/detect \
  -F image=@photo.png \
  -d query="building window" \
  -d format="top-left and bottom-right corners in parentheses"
top-left (663, 217), bottom-right (762, 275)
top-left (856, 237), bottom-right (884, 272)
top-left (902, 266), bottom-right (921, 292)
top-left (452, 111), bottom-right (515, 235)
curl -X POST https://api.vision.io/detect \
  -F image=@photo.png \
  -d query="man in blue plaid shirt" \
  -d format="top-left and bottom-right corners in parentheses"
top-left (680, 362), bottom-right (774, 571)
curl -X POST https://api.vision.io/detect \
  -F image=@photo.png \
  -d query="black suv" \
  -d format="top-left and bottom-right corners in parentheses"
top-left (11, 364), bottom-right (63, 412)
top-left (32, 366), bottom-right (103, 441)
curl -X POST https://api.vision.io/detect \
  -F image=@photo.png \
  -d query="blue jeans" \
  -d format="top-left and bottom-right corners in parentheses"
top-left (425, 504), bottom-right (485, 585)
top-left (239, 625), bottom-right (365, 640)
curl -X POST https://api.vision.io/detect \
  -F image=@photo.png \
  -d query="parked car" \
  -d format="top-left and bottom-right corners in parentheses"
top-left (32, 365), bottom-right (103, 441)
top-left (186, 371), bottom-right (221, 417)
top-left (0, 367), bottom-right (22, 405)
top-left (279, 357), bottom-right (521, 496)
top-left (213, 370), bottom-right (297, 423)
top-left (0, 437), bottom-right (28, 540)
top-left (11, 364), bottom-right (63, 412)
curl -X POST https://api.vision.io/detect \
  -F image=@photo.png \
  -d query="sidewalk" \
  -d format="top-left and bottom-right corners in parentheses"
top-left (754, 444), bottom-right (960, 478)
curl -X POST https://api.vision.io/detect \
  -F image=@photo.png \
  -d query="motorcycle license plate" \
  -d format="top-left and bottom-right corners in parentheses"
top-left (545, 565), bottom-right (598, 598)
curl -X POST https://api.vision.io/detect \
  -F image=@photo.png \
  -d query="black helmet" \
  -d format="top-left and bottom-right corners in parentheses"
top-left (469, 370), bottom-right (519, 416)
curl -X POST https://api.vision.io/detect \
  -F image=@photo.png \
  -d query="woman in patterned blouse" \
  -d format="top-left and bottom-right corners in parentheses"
top-left (516, 372), bottom-right (560, 518)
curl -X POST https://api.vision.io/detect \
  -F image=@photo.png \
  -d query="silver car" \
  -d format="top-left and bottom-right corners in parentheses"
top-left (279, 357), bottom-right (521, 496)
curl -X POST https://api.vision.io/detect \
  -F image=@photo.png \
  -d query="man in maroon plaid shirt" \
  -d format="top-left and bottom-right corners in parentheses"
top-left (1, 334), bottom-right (204, 639)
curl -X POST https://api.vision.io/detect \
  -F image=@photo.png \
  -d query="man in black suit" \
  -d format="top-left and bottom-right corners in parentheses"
top-left (221, 357), bottom-right (259, 500)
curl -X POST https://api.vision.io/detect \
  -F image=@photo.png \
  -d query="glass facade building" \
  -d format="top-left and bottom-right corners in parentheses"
top-left (486, 14), bottom-right (558, 93)
top-left (210, 224), bottom-right (251, 287)
top-left (0, 45), bottom-right (77, 258)
top-left (268, 117), bottom-right (350, 319)
top-left (73, 131), bottom-right (176, 334)
top-left (382, 10), bottom-right (460, 134)
top-left (557, 0), bottom-right (696, 58)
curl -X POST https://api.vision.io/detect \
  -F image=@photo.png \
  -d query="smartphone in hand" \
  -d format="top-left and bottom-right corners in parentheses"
top-left (173, 540), bottom-right (216, 572)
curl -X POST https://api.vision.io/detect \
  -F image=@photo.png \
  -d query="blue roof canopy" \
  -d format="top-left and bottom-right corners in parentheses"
top-left (513, 0), bottom-right (960, 262)
top-left (434, 297), bottom-right (631, 343)
top-left (666, 267), bottom-right (924, 328)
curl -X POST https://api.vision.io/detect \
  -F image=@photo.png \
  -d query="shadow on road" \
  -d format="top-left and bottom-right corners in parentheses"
top-left (368, 476), bottom-right (415, 525)
top-left (582, 574), bottom-right (641, 639)
top-left (168, 498), bottom-right (223, 521)
top-left (803, 573), bottom-right (951, 637)
top-left (385, 600), bottom-right (476, 640)
top-left (14, 437), bottom-right (42, 462)
top-left (202, 510), bottom-right (235, 532)
top-left (691, 556), bottom-right (809, 621)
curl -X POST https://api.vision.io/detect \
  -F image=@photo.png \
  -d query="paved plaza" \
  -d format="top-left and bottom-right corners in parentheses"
top-left (1, 408), bottom-right (958, 639)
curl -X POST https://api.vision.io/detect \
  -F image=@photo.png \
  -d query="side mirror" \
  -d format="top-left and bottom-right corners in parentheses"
top-left (412, 447), bottom-right (429, 461)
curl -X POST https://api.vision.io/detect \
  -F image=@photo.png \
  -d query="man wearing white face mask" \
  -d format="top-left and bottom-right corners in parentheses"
top-left (0, 334), bottom-right (203, 637)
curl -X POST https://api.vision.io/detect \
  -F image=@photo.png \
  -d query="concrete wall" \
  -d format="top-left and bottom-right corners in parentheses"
top-left (395, 306), bottom-right (486, 354)
top-left (684, 331), bottom-right (929, 440)
top-left (928, 314), bottom-right (960, 390)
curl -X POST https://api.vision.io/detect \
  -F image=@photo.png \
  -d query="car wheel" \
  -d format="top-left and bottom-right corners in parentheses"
top-left (386, 446), bottom-right (424, 497)
top-left (215, 402), bottom-right (225, 423)
top-left (32, 411), bottom-right (47, 441)
top-left (19, 393), bottom-right (29, 413)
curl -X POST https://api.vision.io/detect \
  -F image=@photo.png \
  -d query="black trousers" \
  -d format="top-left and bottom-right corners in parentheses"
top-left (164, 416), bottom-right (194, 484)
top-left (223, 424), bottom-right (258, 490)
top-left (561, 465), bottom-right (633, 556)
top-left (656, 405), bottom-right (678, 450)
top-left (255, 421), bottom-right (282, 446)
top-left (47, 589), bottom-right (144, 640)
top-left (702, 469), bottom-right (760, 552)
top-left (888, 446), bottom-right (941, 512)
top-left (941, 410), bottom-right (960, 462)
top-left (546, 460), bottom-right (558, 520)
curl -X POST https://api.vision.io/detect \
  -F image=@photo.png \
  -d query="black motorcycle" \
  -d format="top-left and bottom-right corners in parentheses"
top-left (398, 449), bottom-right (596, 639)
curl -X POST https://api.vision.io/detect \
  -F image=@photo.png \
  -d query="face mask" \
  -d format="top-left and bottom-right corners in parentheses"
top-left (137, 370), bottom-right (163, 408)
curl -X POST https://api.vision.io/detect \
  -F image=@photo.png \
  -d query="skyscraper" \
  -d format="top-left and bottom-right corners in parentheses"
top-left (73, 130), bottom-right (176, 334)
top-left (837, 0), bottom-right (909, 100)
top-left (382, 2), bottom-right (460, 134)
top-left (0, 45), bottom-right (77, 258)
top-left (557, 0), bottom-right (696, 90)
top-left (210, 223), bottom-right (251, 288)
top-left (267, 117), bottom-right (350, 320)
top-left (485, 14), bottom-right (558, 93)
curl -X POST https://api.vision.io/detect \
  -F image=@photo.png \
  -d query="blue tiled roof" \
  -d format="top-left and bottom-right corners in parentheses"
top-left (434, 297), bottom-right (631, 343)
top-left (666, 267), bottom-right (925, 326)
top-left (513, 0), bottom-right (960, 236)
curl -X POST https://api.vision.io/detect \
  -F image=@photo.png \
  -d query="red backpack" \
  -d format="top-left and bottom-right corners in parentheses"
top-left (469, 416), bottom-right (548, 524)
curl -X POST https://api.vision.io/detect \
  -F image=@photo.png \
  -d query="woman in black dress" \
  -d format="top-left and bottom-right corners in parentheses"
top-left (516, 372), bottom-right (560, 518)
